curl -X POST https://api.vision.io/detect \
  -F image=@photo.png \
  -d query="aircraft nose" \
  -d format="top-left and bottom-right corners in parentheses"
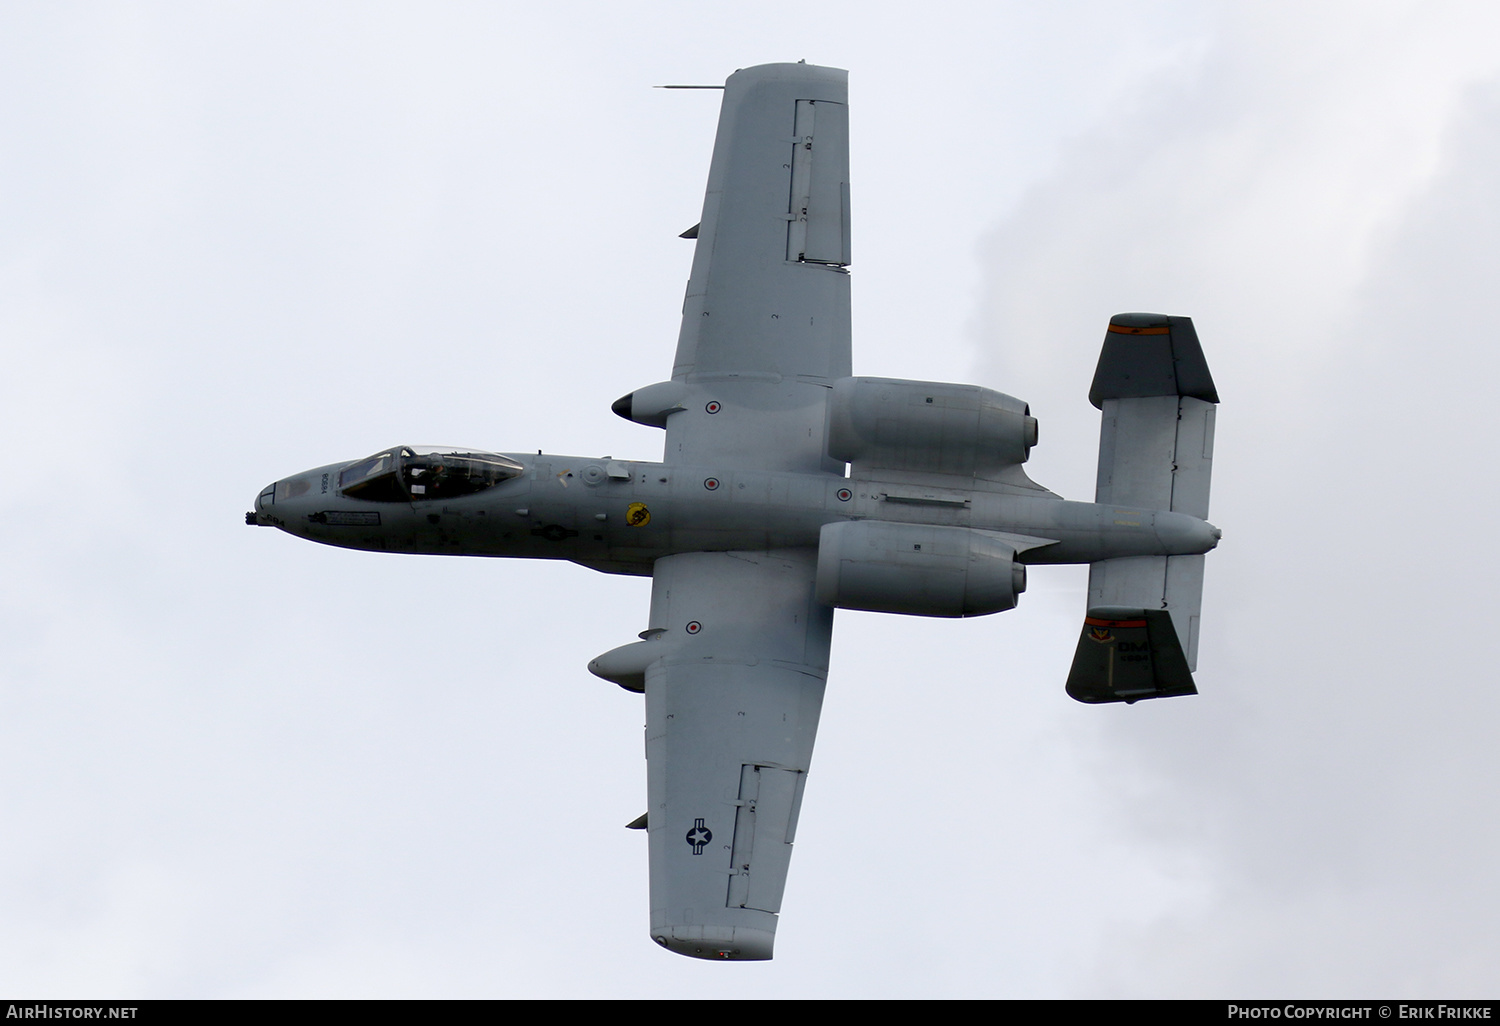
top-left (246, 481), bottom-right (278, 525)
top-left (248, 474), bottom-right (320, 528)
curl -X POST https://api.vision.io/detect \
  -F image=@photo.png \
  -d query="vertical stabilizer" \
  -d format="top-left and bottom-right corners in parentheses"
top-left (1068, 314), bottom-right (1219, 703)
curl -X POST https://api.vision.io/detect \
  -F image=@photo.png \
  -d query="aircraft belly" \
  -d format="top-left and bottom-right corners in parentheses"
top-left (464, 462), bottom-right (1219, 565)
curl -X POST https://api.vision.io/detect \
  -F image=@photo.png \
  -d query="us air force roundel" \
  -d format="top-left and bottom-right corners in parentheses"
top-left (685, 818), bottom-right (712, 854)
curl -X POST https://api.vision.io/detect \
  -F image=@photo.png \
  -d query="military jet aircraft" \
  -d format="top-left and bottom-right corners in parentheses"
top-left (248, 61), bottom-right (1220, 961)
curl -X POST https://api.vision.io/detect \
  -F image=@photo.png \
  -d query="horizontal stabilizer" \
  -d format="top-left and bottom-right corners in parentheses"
top-left (1075, 312), bottom-right (1217, 702)
top-left (1065, 608), bottom-right (1196, 704)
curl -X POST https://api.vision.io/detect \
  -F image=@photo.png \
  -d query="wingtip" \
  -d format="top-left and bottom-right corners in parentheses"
top-left (652, 926), bottom-right (775, 961)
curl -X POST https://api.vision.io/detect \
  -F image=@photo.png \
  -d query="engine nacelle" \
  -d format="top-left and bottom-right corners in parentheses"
top-left (826, 377), bottom-right (1037, 476)
top-left (815, 521), bottom-right (1027, 617)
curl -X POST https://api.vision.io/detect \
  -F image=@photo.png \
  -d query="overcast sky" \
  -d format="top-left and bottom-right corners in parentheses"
top-left (4, 1), bottom-right (1499, 999)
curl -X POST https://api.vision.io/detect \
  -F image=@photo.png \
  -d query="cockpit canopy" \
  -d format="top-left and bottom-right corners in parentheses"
top-left (338, 446), bottom-right (525, 503)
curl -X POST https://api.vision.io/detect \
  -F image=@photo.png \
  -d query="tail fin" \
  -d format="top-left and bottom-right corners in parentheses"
top-left (1066, 608), bottom-right (1195, 704)
top-left (1067, 313), bottom-right (1218, 704)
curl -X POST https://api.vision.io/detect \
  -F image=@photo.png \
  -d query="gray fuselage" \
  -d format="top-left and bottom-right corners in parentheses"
top-left (252, 452), bottom-right (1220, 575)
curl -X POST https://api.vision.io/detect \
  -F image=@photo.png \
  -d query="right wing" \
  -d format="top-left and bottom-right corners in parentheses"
top-left (643, 549), bottom-right (832, 960)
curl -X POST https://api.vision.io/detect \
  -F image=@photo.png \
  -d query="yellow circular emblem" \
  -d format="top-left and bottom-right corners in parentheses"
top-left (626, 502), bottom-right (651, 527)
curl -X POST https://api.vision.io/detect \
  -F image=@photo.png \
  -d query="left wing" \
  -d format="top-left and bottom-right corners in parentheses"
top-left (642, 549), bottom-right (832, 960)
top-left (665, 62), bottom-right (851, 474)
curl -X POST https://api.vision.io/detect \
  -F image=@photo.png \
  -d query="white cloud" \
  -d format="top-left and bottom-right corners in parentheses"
top-left (974, 7), bottom-right (1500, 995)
